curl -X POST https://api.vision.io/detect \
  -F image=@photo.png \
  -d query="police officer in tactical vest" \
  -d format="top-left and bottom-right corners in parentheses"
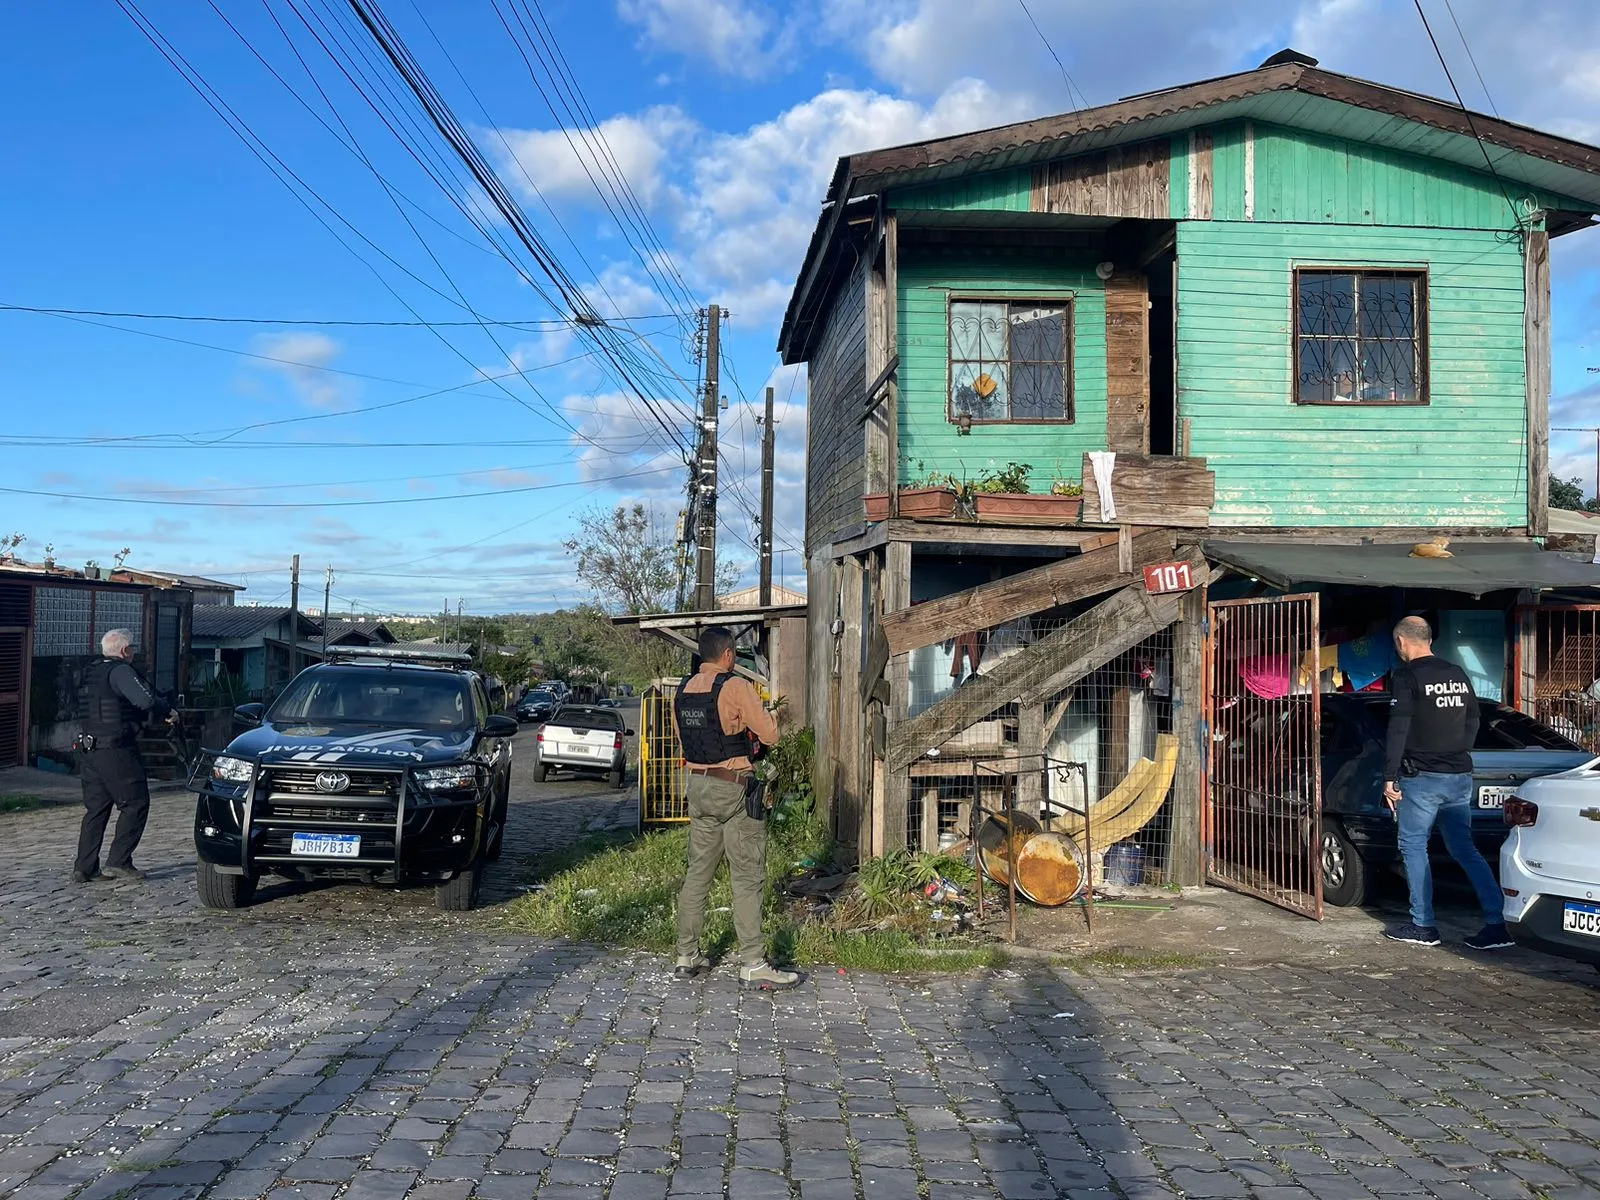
top-left (72, 628), bottom-right (173, 884)
top-left (673, 625), bottom-right (800, 990)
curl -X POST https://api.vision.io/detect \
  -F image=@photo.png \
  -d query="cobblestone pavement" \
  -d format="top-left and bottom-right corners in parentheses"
top-left (3, 748), bottom-right (1600, 1200)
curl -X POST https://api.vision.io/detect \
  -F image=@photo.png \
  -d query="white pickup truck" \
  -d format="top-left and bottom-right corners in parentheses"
top-left (533, 704), bottom-right (631, 789)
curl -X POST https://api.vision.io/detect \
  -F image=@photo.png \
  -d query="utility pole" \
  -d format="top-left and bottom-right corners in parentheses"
top-left (694, 303), bottom-right (721, 612)
top-left (320, 566), bottom-right (333, 659)
top-left (759, 385), bottom-right (775, 606)
top-left (289, 554), bottom-right (300, 615)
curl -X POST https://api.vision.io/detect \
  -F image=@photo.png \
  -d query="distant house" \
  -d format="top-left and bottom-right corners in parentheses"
top-left (316, 618), bottom-right (397, 647)
top-left (718, 584), bottom-right (807, 609)
top-left (112, 568), bottom-right (243, 607)
top-left (190, 606), bottom-right (322, 700)
top-left (0, 559), bottom-right (182, 768)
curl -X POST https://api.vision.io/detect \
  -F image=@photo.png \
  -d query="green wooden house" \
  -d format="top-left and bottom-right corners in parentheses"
top-left (777, 51), bottom-right (1600, 897)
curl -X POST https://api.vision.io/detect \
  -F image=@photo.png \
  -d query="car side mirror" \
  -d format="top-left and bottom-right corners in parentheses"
top-left (484, 714), bottom-right (518, 737)
top-left (234, 703), bottom-right (265, 728)
top-left (625, 728), bottom-right (636, 737)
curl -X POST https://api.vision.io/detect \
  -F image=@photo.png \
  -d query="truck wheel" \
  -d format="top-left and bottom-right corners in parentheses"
top-left (197, 862), bottom-right (257, 910)
top-left (435, 859), bottom-right (482, 911)
top-left (1320, 821), bottom-right (1369, 908)
top-left (608, 765), bottom-right (625, 789)
top-left (533, 760), bottom-right (549, 783)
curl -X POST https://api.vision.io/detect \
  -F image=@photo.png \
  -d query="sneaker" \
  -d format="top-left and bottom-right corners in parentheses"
top-left (101, 865), bottom-right (147, 882)
top-left (1383, 922), bottom-right (1442, 946)
top-left (1464, 924), bottom-right (1515, 951)
top-left (674, 954), bottom-right (711, 979)
top-left (738, 961), bottom-right (803, 991)
top-left (69, 869), bottom-right (103, 885)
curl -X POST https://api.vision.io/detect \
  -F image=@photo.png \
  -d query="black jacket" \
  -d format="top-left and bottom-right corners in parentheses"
top-left (79, 657), bottom-right (170, 745)
top-left (1384, 655), bottom-right (1479, 781)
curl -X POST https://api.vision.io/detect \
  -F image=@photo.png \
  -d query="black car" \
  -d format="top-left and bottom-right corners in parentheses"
top-left (190, 651), bottom-right (517, 912)
top-left (1222, 694), bottom-right (1587, 908)
top-left (515, 688), bottom-right (557, 724)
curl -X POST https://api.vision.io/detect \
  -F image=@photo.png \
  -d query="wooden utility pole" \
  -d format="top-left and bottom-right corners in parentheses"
top-left (759, 385), bottom-right (775, 606)
top-left (320, 566), bottom-right (333, 658)
top-left (694, 304), bottom-right (721, 612)
top-left (289, 554), bottom-right (300, 614)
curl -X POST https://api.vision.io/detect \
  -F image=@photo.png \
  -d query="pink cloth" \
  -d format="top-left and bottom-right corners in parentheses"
top-left (1239, 655), bottom-right (1292, 699)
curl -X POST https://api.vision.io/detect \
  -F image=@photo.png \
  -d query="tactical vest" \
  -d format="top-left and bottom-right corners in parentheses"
top-left (674, 673), bottom-right (752, 764)
top-left (79, 658), bottom-right (142, 743)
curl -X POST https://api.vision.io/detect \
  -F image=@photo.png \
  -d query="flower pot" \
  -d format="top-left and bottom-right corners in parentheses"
top-left (865, 488), bottom-right (957, 521)
top-left (973, 493), bottom-right (1083, 521)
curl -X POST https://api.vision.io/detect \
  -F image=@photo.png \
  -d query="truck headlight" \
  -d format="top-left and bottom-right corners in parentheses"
top-left (415, 764), bottom-right (478, 791)
top-left (211, 755), bottom-right (253, 784)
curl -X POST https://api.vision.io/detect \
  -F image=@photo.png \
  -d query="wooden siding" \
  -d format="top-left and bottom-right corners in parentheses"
top-left (1030, 139), bottom-right (1170, 218)
top-left (897, 245), bottom-right (1107, 489)
top-left (805, 252), bottom-right (871, 552)
top-left (893, 169), bottom-right (1032, 213)
top-left (1177, 220), bottom-right (1528, 528)
top-left (1104, 273), bottom-right (1150, 451)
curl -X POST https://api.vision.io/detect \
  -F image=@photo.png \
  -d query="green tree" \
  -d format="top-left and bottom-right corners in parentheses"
top-left (565, 502), bottom-right (679, 615)
top-left (1550, 475), bottom-right (1600, 513)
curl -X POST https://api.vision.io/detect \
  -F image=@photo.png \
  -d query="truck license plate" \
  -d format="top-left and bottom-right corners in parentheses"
top-left (1477, 786), bottom-right (1514, 809)
top-left (1563, 902), bottom-right (1600, 938)
top-left (290, 832), bottom-right (361, 857)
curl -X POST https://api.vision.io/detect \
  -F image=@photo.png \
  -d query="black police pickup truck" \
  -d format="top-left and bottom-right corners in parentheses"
top-left (190, 649), bottom-right (517, 911)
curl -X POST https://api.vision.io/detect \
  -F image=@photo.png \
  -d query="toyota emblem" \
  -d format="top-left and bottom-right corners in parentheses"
top-left (314, 771), bottom-right (351, 794)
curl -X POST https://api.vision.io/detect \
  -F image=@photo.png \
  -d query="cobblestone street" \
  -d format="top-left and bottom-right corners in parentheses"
top-left (3, 750), bottom-right (1600, 1200)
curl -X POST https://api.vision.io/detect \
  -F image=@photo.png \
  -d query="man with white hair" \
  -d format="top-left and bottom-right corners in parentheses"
top-left (72, 628), bottom-right (173, 884)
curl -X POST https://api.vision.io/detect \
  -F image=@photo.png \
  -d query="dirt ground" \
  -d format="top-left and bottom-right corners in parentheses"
top-left (990, 871), bottom-right (1555, 976)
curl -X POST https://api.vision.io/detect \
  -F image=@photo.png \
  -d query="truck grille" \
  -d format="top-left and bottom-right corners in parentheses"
top-left (261, 767), bottom-right (401, 799)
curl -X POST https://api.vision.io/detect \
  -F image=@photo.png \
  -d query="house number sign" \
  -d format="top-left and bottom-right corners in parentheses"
top-left (1142, 561), bottom-right (1196, 595)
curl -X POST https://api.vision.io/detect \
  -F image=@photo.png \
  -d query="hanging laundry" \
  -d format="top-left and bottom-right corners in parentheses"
top-left (1338, 635), bottom-right (1396, 691)
top-left (1240, 655), bottom-right (1292, 699)
top-left (1297, 644), bottom-right (1342, 688)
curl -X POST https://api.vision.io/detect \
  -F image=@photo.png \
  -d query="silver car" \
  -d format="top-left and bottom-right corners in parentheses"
top-left (534, 705), bottom-right (631, 788)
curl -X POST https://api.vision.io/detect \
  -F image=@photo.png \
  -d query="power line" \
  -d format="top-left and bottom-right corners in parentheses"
top-left (1016, 0), bottom-right (1089, 111)
top-left (1411, 0), bottom-right (1523, 229)
top-left (0, 301), bottom-right (676, 329)
top-left (1, 462), bottom-right (678, 509)
top-left (1441, 0), bottom-right (1499, 116)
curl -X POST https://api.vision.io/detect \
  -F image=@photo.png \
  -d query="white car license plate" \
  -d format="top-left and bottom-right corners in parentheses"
top-left (290, 832), bottom-right (361, 857)
top-left (1477, 786), bottom-right (1515, 809)
top-left (1563, 902), bottom-right (1600, 938)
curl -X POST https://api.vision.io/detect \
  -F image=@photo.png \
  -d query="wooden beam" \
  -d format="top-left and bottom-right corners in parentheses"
top-left (886, 551), bottom-right (1202, 772)
top-left (1526, 228), bottom-right (1551, 537)
top-left (1081, 453), bottom-right (1215, 527)
top-left (1168, 585), bottom-right (1205, 887)
top-left (879, 530), bottom-right (1175, 656)
top-left (885, 213), bottom-right (900, 518)
top-left (882, 539), bottom-right (911, 856)
top-left (856, 353), bottom-right (901, 425)
top-left (837, 555), bottom-right (866, 852)
top-left (1104, 273), bottom-right (1150, 453)
top-left (1040, 687), bottom-right (1076, 746)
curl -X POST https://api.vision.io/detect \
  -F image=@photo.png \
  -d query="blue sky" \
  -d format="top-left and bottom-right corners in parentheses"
top-left (1, 0), bottom-right (1596, 615)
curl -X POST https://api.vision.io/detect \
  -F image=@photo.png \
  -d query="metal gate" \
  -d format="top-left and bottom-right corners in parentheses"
top-left (1516, 604), bottom-right (1600, 754)
top-left (639, 682), bottom-right (688, 825)
top-left (1205, 594), bottom-right (1323, 919)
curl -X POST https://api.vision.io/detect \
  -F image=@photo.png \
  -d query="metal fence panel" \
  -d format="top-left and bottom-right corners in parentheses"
top-left (1517, 604), bottom-right (1600, 755)
top-left (1205, 593), bottom-right (1323, 920)
top-left (639, 684), bottom-right (688, 825)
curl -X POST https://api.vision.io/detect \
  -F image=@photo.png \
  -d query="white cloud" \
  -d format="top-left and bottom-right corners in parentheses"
top-left (251, 332), bottom-right (348, 409)
top-left (492, 107), bottom-right (694, 208)
top-left (616, 0), bottom-right (792, 80)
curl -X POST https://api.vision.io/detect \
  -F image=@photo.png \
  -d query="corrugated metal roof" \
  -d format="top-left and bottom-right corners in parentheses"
top-left (191, 606), bottom-right (297, 640)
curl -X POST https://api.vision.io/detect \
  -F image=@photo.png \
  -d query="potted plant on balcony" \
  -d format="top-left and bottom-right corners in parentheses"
top-left (969, 462), bottom-right (1084, 521)
top-left (864, 462), bottom-right (959, 521)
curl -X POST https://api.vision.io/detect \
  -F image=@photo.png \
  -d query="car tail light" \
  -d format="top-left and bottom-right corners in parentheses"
top-left (613, 734), bottom-right (623, 751)
top-left (536, 730), bottom-right (544, 744)
top-left (1502, 887), bottom-right (1520, 897)
top-left (1504, 797), bottom-right (1538, 828)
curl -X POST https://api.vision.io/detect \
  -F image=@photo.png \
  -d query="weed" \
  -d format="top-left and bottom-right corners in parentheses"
top-left (0, 794), bottom-right (46, 814)
top-left (1055, 947), bottom-right (1213, 972)
top-left (113, 1158), bottom-right (179, 1173)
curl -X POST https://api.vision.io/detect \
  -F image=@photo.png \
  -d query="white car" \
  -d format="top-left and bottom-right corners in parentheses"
top-left (1501, 758), bottom-right (1600, 967)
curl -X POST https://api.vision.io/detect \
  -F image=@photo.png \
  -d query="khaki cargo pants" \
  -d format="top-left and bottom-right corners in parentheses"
top-left (675, 772), bottom-right (768, 966)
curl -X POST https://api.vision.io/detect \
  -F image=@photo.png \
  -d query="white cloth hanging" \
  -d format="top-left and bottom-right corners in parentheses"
top-left (1088, 451), bottom-right (1117, 521)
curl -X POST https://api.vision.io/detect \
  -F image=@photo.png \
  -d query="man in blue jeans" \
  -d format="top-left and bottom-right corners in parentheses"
top-left (1382, 616), bottom-right (1512, 950)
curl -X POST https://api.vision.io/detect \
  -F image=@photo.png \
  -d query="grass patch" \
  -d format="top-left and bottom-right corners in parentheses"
top-left (0, 794), bottom-right (47, 814)
top-left (1055, 947), bottom-right (1214, 973)
top-left (505, 732), bottom-right (997, 973)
